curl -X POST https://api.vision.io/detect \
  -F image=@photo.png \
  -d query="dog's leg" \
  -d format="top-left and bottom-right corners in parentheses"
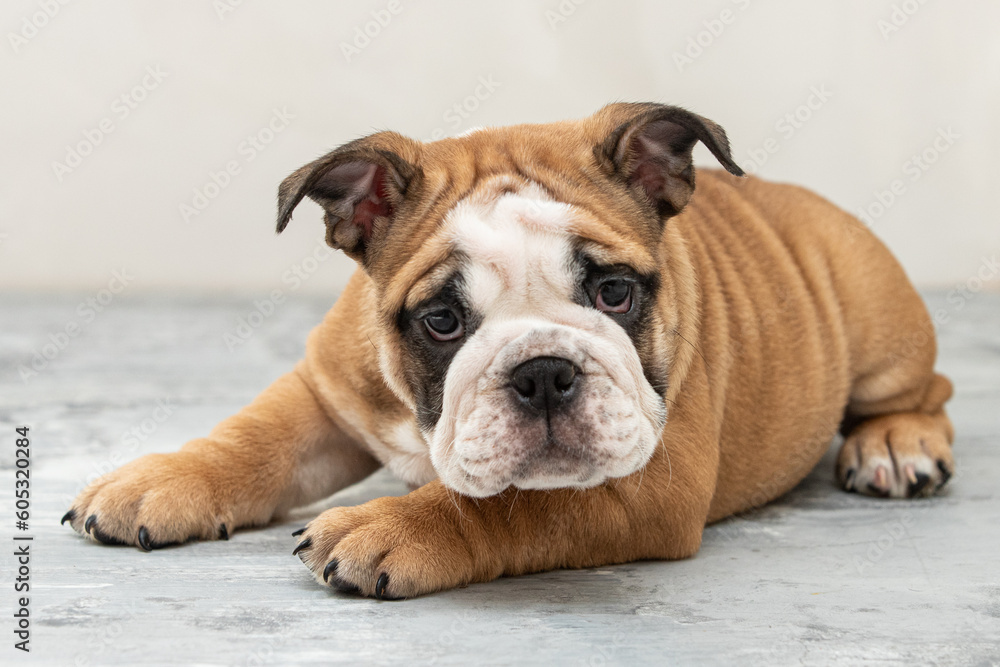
top-left (837, 368), bottom-right (955, 498)
top-left (292, 392), bottom-right (719, 599)
top-left (820, 214), bottom-right (958, 499)
top-left (64, 366), bottom-right (380, 549)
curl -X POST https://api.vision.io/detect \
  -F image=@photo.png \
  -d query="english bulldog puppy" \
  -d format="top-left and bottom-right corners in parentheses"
top-left (63, 103), bottom-right (955, 599)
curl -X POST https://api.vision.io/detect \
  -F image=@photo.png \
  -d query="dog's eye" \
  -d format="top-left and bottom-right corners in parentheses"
top-left (424, 308), bottom-right (464, 341)
top-left (595, 280), bottom-right (632, 313)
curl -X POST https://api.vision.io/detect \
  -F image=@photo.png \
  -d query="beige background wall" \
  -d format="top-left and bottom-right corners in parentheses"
top-left (3, 0), bottom-right (998, 294)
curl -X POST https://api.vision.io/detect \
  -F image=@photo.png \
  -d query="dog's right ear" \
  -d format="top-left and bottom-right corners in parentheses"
top-left (592, 103), bottom-right (744, 219)
top-left (276, 132), bottom-right (422, 264)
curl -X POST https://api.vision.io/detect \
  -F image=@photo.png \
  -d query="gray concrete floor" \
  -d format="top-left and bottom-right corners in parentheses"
top-left (1, 290), bottom-right (998, 666)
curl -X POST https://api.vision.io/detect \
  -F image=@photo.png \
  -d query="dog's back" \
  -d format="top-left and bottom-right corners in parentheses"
top-left (679, 171), bottom-right (950, 519)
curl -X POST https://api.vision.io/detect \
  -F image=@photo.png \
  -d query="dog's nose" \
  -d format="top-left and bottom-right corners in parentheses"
top-left (510, 356), bottom-right (578, 413)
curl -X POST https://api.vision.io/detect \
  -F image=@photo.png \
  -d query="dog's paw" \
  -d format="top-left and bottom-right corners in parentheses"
top-left (293, 494), bottom-right (476, 599)
top-left (836, 413), bottom-right (954, 499)
top-left (62, 451), bottom-right (232, 550)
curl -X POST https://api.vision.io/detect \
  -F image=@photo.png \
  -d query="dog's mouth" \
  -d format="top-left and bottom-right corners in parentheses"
top-left (455, 429), bottom-right (644, 496)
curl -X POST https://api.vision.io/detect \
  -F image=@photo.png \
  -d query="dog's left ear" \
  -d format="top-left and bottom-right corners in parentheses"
top-left (593, 103), bottom-right (744, 218)
top-left (276, 131), bottom-right (422, 265)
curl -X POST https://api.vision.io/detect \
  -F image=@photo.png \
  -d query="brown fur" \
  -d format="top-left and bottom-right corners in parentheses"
top-left (66, 104), bottom-right (954, 598)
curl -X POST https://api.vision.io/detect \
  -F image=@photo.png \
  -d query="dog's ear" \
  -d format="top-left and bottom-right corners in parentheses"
top-left (593, 103), bottom-right (744, 218)
top-left (276, 132), bottom-right (422, 264)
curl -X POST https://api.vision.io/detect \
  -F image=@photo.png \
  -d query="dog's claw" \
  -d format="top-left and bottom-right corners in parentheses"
top-left (843, 468), bottom-right (856, 491)
top-left (908, 472), bottom-right (931, 497)
top-left (84, 515), bottom-right (97, 534)
top-left (292, 537), bottom-right (312, 556)
top-left (218, 524), bottom-right (229, 541)
top-left (137, 526), bottom-right (153, 551)
top-left (61, 510), bottom-right (76, 526)
top-left (936, 460), bottom-right (952, 487)
top-left (291, 527), bottom-right (306, 537)
top-left (375, 572), bottom-right (390, 600)
top-left (323, 560), bottom-right (338, 583)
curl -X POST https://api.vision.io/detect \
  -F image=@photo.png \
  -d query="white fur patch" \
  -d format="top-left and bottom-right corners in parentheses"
top-left (356, 419), bottom-right (437, 488)
top-left (446, 183), bottom-right (578, 321)
top-left (383, 420), bottom-right (438, 486)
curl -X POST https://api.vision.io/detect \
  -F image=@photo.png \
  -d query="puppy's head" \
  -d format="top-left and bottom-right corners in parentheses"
top-left (277, 103), bottom-right (743, 496)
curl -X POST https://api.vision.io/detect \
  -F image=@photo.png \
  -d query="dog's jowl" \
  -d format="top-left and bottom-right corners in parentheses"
top-left (64, 103), bottom-right (955, 599)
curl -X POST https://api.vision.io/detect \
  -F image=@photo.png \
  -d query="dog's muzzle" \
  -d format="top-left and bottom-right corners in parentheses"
top-left (430, 319), bottom-right (665, 496)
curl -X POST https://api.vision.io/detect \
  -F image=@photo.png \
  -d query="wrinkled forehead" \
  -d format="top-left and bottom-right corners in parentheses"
top-left (384, 174), bottom-right (657, 315)
top-left (444, 179), bottom-right (579, 313)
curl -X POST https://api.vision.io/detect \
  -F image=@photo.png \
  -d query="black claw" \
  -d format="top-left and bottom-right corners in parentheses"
top-left (323, 560), bottom-right (338, 583)
top-left (908, 472), bottom-right (931, 497)
top-left (291, 527), bottom-right (306, 537)
top-left (292, 537), bottom-right (312, 556)
top-left (61, 510), bottom-right (76, 526)
top-left (219, 524), bottom-right (229, 541)
top-left (936, 460), bottom-right (953, 487)
top-left (374, 573), bottom-right (390, 600)
top-left (85, 515), bottom-right (97, 534)
top-left (137, 526), bottom-right (153, 551)
top-left (843, 469), bottom-right (856, 491)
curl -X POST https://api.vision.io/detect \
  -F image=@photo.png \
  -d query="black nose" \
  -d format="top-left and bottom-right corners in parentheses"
top-left (510, 357), bottom-right (578, 413)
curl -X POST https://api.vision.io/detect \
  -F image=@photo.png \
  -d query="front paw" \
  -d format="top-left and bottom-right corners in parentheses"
top-left (62, 451), bottom-right (232, 550)
top-left (293, 492), bottom-right (477, 599)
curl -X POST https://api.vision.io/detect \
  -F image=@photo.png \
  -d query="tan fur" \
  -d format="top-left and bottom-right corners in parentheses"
top-left (66, 105), bottom-right (953, 598)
